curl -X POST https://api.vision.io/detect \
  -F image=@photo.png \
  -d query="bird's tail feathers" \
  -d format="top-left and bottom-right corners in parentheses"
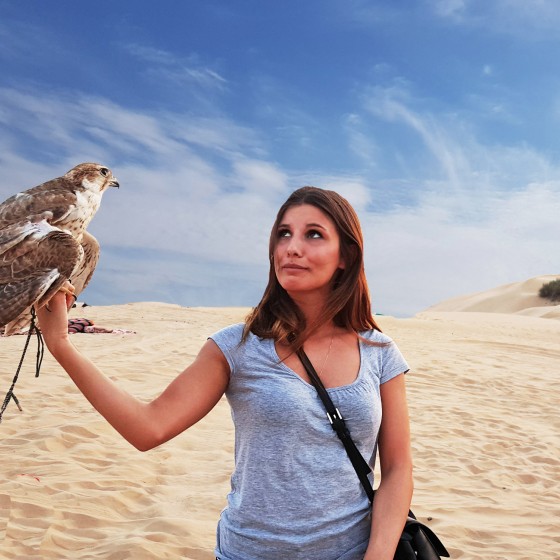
top-left (0, 270), bottom-right (61, 334)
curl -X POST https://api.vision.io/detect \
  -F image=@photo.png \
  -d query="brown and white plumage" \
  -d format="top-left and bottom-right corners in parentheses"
top-left (0, 163), bottom-right (118, 334)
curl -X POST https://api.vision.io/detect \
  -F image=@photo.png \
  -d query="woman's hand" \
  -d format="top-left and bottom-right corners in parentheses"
top-left (36, 283), bottom-right (75, 354)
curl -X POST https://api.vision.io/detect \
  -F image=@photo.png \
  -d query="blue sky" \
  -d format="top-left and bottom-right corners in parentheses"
top-left (1, 0), bottom-right (559, 316)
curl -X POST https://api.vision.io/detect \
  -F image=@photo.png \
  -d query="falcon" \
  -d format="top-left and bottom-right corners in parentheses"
top-left (0, 163), bottom-right (119, 335)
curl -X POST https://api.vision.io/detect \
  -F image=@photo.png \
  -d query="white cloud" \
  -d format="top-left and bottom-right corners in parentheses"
top-left (231, 159), bottom-right (288, 194)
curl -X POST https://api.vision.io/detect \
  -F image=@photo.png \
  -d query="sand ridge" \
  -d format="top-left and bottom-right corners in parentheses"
top-left (424, 275), bottom-right (560, 319)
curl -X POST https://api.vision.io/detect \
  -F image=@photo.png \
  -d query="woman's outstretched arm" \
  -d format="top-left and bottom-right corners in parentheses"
top-left (37, 291), bottom-right (230, 451)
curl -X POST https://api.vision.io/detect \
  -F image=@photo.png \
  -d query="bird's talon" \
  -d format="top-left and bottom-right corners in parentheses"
top-left (58, 285), bottom-right (76, 301)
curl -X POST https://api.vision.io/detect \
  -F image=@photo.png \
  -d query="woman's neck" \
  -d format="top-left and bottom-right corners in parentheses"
top-left (289, 291), bottom-right (329, 328)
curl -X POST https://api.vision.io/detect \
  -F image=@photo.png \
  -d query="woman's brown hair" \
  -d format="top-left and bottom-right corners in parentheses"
top-left (244, 186), bottom-right (382, 349)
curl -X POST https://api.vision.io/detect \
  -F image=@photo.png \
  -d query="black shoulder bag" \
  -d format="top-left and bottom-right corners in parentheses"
top-left (296, 348), bottom-right (450, 560)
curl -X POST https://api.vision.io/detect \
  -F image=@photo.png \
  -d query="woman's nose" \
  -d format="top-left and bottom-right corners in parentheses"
top-left (286, 238), bottom-right (302, 256)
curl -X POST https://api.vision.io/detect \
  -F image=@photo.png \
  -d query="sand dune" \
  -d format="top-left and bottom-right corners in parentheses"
top-left (1, 301), bottom-right (559, 559)
top-left (424, 275), bottom-right (560, 319)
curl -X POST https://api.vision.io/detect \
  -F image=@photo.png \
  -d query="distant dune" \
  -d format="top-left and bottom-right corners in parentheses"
top-left (422, 275), bottom-right (560, 319)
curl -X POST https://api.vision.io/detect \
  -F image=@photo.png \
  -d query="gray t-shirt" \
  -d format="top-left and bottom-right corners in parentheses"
top-left (210, 324), bottom-right (409, 560)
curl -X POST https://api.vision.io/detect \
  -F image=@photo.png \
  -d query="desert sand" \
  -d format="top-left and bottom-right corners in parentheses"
top-left (1, 278), bottom-right (559, 559)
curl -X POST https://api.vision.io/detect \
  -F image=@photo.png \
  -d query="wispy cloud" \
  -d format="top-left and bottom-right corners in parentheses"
top-left (429, 0), bottom-right (560, 36)
top-left (363, 86), bottom-right (470, 193)
top-left (123, 43), bottom-right (228, 92)
top-left (0, 20), bottom-right (57, 62)
top-left (343, 113), bottom-right (381, 171)
top-left (330, 0), bottom-right (405, 25)
top-left (430, 0), bottom-right (467, 21)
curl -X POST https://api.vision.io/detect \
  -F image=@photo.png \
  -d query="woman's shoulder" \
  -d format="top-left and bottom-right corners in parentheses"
top-left (359, 327), bottom-right (410, 380)
top-left (209, 323), bottom-right (270, 377)
top-left (359, 327), bottom-right (394, 345)
top-left (210, 322), bottom-right (245, 344)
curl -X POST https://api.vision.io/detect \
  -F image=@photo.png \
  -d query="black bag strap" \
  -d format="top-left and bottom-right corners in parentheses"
top-left (296, 348), bottom-right (374, 502)
top-left (297, 348), bottom-right (451, 559)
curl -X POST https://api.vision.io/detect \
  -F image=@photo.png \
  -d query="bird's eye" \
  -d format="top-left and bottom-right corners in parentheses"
top-left (99, 167), bottom-right (109, 177)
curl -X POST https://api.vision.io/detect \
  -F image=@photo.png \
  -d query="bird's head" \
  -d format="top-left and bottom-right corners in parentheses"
top-left (65, 163), bottom-right (120, 193)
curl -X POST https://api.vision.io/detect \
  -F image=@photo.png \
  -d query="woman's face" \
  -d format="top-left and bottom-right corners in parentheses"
top-left (273, 204), bottom-right (344, 298)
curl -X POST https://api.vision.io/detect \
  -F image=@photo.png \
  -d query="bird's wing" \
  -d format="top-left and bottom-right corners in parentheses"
top-left (0, 219), bottom-right (81, 333)
top-left (0, 214), bottom-right (54, 265)
top-left (0, 179), bottom-right (78, 229)
top-left (71, 231), bottom-right (100, 296)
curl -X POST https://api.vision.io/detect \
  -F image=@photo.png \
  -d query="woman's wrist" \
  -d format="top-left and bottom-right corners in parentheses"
top-left (43, 333), bottom-right (74, 361)
top-left (363, 548), bottom-right (393, 560)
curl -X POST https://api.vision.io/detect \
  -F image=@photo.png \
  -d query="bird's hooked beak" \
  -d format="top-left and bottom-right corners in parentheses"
top-left (108, 178), bottom-right (120, 188)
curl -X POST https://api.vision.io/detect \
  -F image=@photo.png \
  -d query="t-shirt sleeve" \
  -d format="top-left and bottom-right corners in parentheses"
top-left (380, 339), bottom-right (410, 384)
top-left (363, 329), bottom-right (410, 384)
top-left (208, 323), bottom-right (245, 376)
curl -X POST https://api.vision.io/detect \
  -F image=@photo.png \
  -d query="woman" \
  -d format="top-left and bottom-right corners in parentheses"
top-left (38, 186), bottom-right (413, 560)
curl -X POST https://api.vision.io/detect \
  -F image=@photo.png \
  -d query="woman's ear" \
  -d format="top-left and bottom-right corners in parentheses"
top-left (338, 249), bottom-right (346, 270)
top-left (339, 244), bottom-right (358, 270)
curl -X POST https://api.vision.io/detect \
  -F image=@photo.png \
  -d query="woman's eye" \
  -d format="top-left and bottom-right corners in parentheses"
top-left (307, 229), bottom-right (322, 239)
top-left (278, 229), bottom-right (291, 238)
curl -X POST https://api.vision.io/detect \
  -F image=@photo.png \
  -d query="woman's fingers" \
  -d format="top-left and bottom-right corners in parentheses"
top-left (36, 288), bottom-right (73, 340)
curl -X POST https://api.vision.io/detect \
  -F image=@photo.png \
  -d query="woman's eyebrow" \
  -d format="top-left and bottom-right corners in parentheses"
top-left (277, 221), bottom-right (328, 230)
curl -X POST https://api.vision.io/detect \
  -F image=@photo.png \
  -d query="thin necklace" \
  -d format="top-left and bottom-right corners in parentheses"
top-left (318, 330), bottom-right (335, 376)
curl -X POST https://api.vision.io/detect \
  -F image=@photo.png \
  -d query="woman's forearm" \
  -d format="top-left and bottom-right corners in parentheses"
top-left (48, 339), bottom-right (157, 450)
top-left (37, 292), bottom-right (230, 451)
top-left (36, 293), bottom-right (157, 449)
top-left (364, 466), bottom-right (413, 560)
